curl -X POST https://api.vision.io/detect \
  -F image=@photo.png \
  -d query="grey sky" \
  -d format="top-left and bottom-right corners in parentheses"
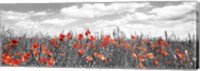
top-left (0, 2), bottom-right (196, 39)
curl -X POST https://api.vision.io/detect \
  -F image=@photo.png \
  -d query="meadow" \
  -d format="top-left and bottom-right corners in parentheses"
top-left (0, 25), bottom-right (197, 69)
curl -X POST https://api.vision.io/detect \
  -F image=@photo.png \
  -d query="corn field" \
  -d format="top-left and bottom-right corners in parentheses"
top-left (0, 25), bottom-right (198, 69)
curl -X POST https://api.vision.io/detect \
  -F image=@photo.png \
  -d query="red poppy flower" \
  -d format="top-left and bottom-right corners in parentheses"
top-left (89, 35), bottom-right (96, 41)
top-left (22, 52), bottom-right (31, 62)
top-left (145, 53), bottom-right (154, 59)
top-left (11, 59), bottom-right (22, 66)
top-left (14, 51), bottom-right (23, 57)
top-left (143, 40), bottom-right (150, 44)
top-left (131, 53), bottom-right (137, 58)
top-left (160, 50), bottom-right (169, 56)
top-left (85, 30), bottom-right (91, 36)
top-left (176, 48), bottom-right (181, 53)
top-left (2, 53), bottom-right (13, 65)
top-left (100, 43), bottom-right (106, 48)
top-left (50, 39), bottom-right (57, 44)
top-left (110, 39), bottom-right (117, 45)
top-left (100, 55), bottom-right (107, 62)
top-left (32, 42), bottom-right (40, 49)
top-left (33, 49), bottom-right (39, 55)
top-left (124, 42), bottom-right (130, 48)
top-left (47, 57), bottom-right (55, 67)
top-left (139, 62), bottom-right (144, 68)
top-left (73, 43), bottom-right (81, 48)
top-left (177, 53), bottom-right (186, 59)
top-left (54, 44), bottom-right (59, 48)
top-left (78, 49), bottom-right (85, 56)
top-left (59, 33), bottom-right (65, 41)
top-left (139, 57), bottom-right (145, 62)
top-left (78, 33), bottom-right (84, 40)
top-left (90, 44), bottom-right (95, 49)
top-left (87, 56), bottom-right (93, 62)
top-left (67, 32), bottom-right (73, 40)
top-left (131, 35), bottom-right (138, 40)
top-left (154, 60), bottom-right (160, 66)
top-left (9, 39), bottom-right (19, 46)
top-left (40, 57), bottom-right (47, 63)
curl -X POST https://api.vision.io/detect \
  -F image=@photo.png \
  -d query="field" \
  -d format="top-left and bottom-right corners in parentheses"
top-left (0, 25), bottom-right (197, 69)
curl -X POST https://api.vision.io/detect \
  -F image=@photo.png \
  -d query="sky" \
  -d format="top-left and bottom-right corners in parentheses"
top-left (0, 2), bottom-right (197, 39)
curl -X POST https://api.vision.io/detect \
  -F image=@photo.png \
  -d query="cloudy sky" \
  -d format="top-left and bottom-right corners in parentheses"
top-left (0, 2), bottom-right (196, 39)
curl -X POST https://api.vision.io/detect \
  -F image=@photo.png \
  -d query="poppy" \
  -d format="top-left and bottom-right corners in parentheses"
top-left (145, 53), bottom-right (154, 59)
top-left (78, 33), bottom-right (84, 40)
top-left (160, 50), bottom-right (169, 56)
top-left (47, 51), bottom-right (53, 57)
top-left (177, 53), bottom-right (186, 59)
top-left (40, 57), bottom-right (47, 63)
top-left (14, 51), bottom-right (23, 57)
top-left (90, 44), bottom-right (95, 49)
top-left (33, 49), bottom-right (39, 55)
top-left (74, 43), bottom-right (81, 48)
top-left (176, 48), bottom-right (181, 53)
top-left (87, 56), bottom-right (93, 62)
top-left (139, 57), bottom-right (145, 62)
top-left (110, 39), bottom-right (117, 45)
top-left (131, 53), bottom-right (137, 58)
top-left (2, 53), bottom-right (13, 65)
top-left (94, 52), bottom-right (98, 58)
top-left (32, 42), bottom-right (40, 49)
top-left (78, 49), bottom-right (85, 56)
top-left (9, 39), bottom-right (19, 46)
top-left (100, 56), bottom-right (107, 62)
top-left (139, 62), bottom-right (144, 68)
top-left (59, 33), bottom-right (65, 41)
top-left (154, 60), bottom-right (160, 66)
top-left (100, 43), bottom-right (106, 48)
top-left (47, 57), bottom-right (55, 67)
top-left (54, 44), bottom-right (59, 48)
top-left (124, 42), bottom-right (130, 48)
top-left (22, 52), bottom-right (31, 62)
top-left (89, 35), bottom-right (96, 41)
top-left (67, 32), bottom-right (73, 40)
top-left (50, 39), bottom-right (57, 44)
top-left (143, 40), bottom-right (150, 44)
top-left (85, 30), bottom-right (91, 36)
top-left (11, 59), bottom-right (22, 66)
top-left (131, 35), bottom-right (138, 40)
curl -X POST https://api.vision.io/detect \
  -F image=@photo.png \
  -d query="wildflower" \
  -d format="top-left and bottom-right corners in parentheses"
top-left (131, 53), bottom-right (138, 58)
top-left (78, 49), bottom-right (85, 56)
top-left (47, 57), bottom-right (55, 67)
top-left (90, 44), bottom-right (95, 49)
top-left (78, 33), bottom-right (84, 40)
top-left (11, 59), bottom-right (22, 66)
top-left (154, 60), bottom-right (160, 66)
top-left (54, 44), bottom-right (59, 48)
top-left (139, 62), bottom-right (144, 68)
top-left (145, 53), bottom-right (154, 59)
top-left (40, 57), bottom-right (47, 63)
top-left (85, 30), bottom-right (91, 36)
top-left (67, 32), bottom-right (73, 40)
top-left (89, 35), bottom-right (96, 41)
top-left (131, 35), bottom-right (138, 40)
top-left (50, 39), bottom-right (57, 44)
top-left (74, 43), bottom-right (81, 48)
top-left (32, 42), bottom-right (40, 49)
top-left (59, 33), bottom-right (65, 41)
top-left (177, 53), bottom-right (186, 59)
top-left (9, 39), bottom-right (19, 46)
top-left (139, 57), bottom-right (145, 62)
top-left (87, 56), bottom-right (93, 62)
top-left (33, 49), bottom-right (39, 55)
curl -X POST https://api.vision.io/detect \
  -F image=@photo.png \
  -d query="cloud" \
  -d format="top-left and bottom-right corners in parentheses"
top-left (1, 10), bottom-right (50, 21)
top-left (60, 3), bottom-right (151, 18)
top-left (40, 18), bottom-right (77, 26)
top-left (149, 2), bottom-right (196, 20)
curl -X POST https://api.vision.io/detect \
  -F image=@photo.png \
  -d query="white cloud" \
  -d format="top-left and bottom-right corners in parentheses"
top-left (1, 10), bottom-right (50, 21)
top-left (60, 3), bottom-right (151, 18)
top-left (40, 18), bottom-right (77, 26)
top-left (149, 2), bottom-right (196, 20)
